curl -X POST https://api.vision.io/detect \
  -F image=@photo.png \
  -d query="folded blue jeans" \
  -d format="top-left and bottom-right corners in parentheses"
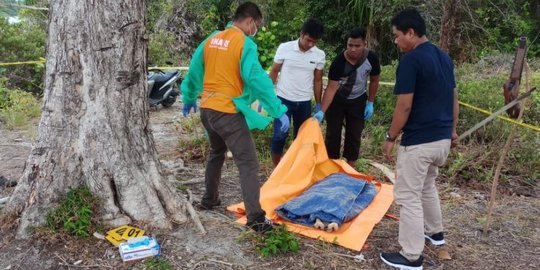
top-left (275, 173), bottom-right (377, 227)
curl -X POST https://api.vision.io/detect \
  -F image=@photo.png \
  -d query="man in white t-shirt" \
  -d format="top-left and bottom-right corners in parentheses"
top-left (268, 19), bottom-right (326, 166)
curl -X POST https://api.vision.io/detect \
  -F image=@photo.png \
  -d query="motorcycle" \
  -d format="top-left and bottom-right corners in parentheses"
top-left (147, 68), bottom-right (182, 108)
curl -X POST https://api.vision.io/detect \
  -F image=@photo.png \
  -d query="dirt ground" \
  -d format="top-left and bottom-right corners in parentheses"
top-left (1, 103), bottom-right (539, 270)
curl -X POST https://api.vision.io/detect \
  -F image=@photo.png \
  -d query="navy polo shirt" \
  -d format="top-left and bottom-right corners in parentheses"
top-left (394, 42), bottom-right (456, 146)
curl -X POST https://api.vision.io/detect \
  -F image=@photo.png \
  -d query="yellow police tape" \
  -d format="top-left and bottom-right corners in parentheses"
top-left (0, 59), bottom-right (45, 66)
top-left (148, 66), bottom-right (188, 71)
top-left (379, 81), bottom-right (539, 132)
top-left (0, 61), bottom-right (538, 132)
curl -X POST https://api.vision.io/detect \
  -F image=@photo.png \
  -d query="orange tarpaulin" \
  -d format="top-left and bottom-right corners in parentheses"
top-left (227, 118), bottom-right (393, 251)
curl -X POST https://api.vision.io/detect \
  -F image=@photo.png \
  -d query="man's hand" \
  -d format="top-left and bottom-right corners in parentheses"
top-left (451, 131), bottom-right (459, 148)
top-left (313, 111), bottom-right (324, 124)
top-left (182, 103), bottom-right (198, 117)
top-left (277, 113), bottom-right (290, 134)
top-left (364, 101), bottom-right (374, 120)
top-left (383, 140), bottom-right (396, 161)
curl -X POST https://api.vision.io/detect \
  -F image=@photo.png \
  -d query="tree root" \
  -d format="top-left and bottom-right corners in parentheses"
top-left (185, 202), bottom-right (206, 235)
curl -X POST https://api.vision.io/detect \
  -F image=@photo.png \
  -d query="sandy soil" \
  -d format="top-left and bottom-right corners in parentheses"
top-left (1, 102), bottom-right (539, 269)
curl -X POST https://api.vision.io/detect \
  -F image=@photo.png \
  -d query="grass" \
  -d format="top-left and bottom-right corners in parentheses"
top-left (44, 186), bottom-right (100, 237)
top-left (143, 257), bottom-right (172, 270)
top-left (238, 223), bottom-right (299, 257)
top-left (176, 113), bottom-right (209, 161)
top-left (0, 80), bottom-right (41, 129)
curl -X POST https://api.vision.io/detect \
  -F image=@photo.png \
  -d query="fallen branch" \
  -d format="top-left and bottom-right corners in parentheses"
top-left (332, 252), bottom-right (366, 263)
top-left (186, 202), bottom-right (207, 235)
top-left (55, 253), bottom-right (113, 269)
top-left (186, 189), bottom-right (194, 203)
top-left (483, 63), bottom-right (532, 237)
top-left (58, 262), bottom-right (114, 269)
top-left (207, 258), bottom-right (233, 267)
top-left (191, 260), bottom-right (227, 270)
top-left (0, 197), bottom-right (9, 204)
top-left (368, 161), bottom-right (395, 184)
top-left (178, 177), bottom-right (205, 185)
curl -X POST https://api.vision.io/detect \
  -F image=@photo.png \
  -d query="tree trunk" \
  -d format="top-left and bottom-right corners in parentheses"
top-left (2, 0), bottom-right (187, 238)
top-left (439, 0), bottom-right (459, 54)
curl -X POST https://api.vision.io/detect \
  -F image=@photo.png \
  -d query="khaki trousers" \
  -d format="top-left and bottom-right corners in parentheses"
top-left (394, 139), bottom-right (451, 260)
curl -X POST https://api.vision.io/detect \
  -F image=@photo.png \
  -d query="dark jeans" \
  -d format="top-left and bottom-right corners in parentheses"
top-left (324, 94), bottom-right (367, 162)
top-left (200, 108), bottom-right (265, 223)
top-left (271, 96), bottom-right (312, 154)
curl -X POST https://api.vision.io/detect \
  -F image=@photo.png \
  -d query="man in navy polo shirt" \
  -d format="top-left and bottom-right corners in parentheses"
top-left (380, 8), bottom-right (459, 270)
top-left (268, 19), bottom-right (326, 167)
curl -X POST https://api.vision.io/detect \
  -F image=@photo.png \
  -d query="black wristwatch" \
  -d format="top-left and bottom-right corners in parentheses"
top-left (385, 132), bottom-right (396, 142)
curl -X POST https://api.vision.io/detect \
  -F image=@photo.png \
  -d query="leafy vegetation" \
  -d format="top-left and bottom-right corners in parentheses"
top-left (239, 224), bottom-right (299, 257)
top-left (45, 187), bottom-right (99, 237)
top-left (143, 257), bottom-right (173, 270)
top-left (0, 78), bottom-right (41, 129)
top-left (255, 22), bottom-right (280, 70)
top-left (3, 0), bottom-right (540, 94)
top-left (0, 15), bottom-right (46, 94)
top-left (1, 0), bottom-right (539, 189)
top-left (175, 57), bottom-right (539, 189)
top-left (176, 114), bottom-right (209, 161)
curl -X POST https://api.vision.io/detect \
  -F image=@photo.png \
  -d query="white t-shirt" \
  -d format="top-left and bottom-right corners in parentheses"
top-left (273, 40), bottom-right (326, 102)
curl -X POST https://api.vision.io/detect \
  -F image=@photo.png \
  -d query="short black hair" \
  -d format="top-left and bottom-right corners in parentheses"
top-left (301, 19), bottom-right (324, 39)
top-left (391, 8), bottom-right (426, 37)
top-left (233, 2), bottom-right (262, 22)
top-left (349, 27), bottom-right (367, 40)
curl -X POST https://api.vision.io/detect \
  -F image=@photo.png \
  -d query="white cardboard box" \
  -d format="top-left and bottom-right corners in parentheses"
top-left (119, 236), bottom-right (160, 262)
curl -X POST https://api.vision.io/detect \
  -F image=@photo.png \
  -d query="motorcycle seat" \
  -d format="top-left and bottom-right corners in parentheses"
top-left (148, 70), bottom-right (180, 84)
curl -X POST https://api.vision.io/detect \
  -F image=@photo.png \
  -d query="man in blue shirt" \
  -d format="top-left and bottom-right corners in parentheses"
top-left (380, 8), bottom-right (459, 270)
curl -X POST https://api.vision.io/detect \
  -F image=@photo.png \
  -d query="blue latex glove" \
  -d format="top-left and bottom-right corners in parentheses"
top-left (364, 101), bottom-right (374, 120)
top-left (182, 103), bottom-right (198, 117)
top-left (313, 111), bottom-right (324, 124)
top-left (314, 103), bottom-right (321, 113)
top-left (277, 113), bottom-right (290, 134)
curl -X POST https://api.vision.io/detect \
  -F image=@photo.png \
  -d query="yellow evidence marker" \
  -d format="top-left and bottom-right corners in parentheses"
top-left (105, 225), bottom-right (145, 246)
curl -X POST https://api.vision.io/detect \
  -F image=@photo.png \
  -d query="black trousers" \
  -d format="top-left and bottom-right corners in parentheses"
top-left (200, 108), bottom-right (265, 223)
top-left (324, 94), bottom-right (367, 162)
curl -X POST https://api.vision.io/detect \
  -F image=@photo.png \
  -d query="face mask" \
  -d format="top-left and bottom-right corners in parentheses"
top-left (249, 20), bottom-right (258, 37)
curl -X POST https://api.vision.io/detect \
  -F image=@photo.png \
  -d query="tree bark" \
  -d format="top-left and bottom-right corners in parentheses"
top-left (439, 0), bottom-right (458, 52)
top-left (2, 0), bottom-right (187, 238)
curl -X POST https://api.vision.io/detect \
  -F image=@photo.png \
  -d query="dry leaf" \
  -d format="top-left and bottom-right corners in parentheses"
top-left (437, 245), bottom-right (452, 260)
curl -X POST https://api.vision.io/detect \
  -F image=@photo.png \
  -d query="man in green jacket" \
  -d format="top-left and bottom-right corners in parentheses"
top-left (181, 2), bottom-right (289, 234)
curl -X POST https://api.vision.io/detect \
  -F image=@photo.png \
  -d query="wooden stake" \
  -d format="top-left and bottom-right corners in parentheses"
top-left (483, 62), bottom-right (531, 237)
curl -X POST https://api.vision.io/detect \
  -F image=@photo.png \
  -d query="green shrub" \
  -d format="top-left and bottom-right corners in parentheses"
top-left (148, 31), bottom-right (190, 67)
top-left (45, 187), bottom-right (99, 237)
top-left (176, 113), bottom-right (209, 161)
top-left (252, 126), bottom-right (274, 167)
top-left (256, 22), bottom-right (282, 70)
top-left (360, 60), bottom-right (539, 186)
top-left (239, 223), bottom-right (299, 257)
top-left (0, 17), bottom-right (46, 94)
top-left (0, 81), bottom-right (9, 109)
top-left (0, 78), bottom-right (41, 129)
